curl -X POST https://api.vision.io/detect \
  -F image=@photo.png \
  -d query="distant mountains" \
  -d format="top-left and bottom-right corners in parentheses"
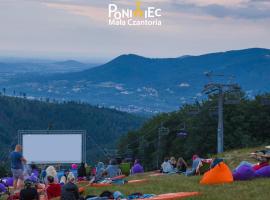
top-left (0, 59), bottom-right (97, 75)
top-left (1, 48), bottom-right (270, 114)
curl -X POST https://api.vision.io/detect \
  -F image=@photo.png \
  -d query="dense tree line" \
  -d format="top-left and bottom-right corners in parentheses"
top-left (117, 93), bottom-right (270, 170)
top-left (0, 95), bottom-right (145, 172)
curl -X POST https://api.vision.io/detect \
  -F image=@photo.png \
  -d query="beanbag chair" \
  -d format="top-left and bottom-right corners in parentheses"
top-left (71, 164), bottom-right (78, 170)
top-left (233, 165), bottom-right (255, 181)
top-left (200, 162), bottom-right (233, 185)
top-left (79, 187), bottom-right (85, 194)
top-left (89, 183), bottom-right (111, 187)
top-left (28, 174), bottom-right (39, 183)
top-left (2, 177), bottom-right (13, 187)
top-left (255, 166), bottom-right (270, 178)
top-left (32, 169), bottom-right (39, 177)
top-left (0, 183), bottom-right (6, 193)
top-left (110, 175), bottom-right (126, 180)
top-left (120, 163), bottom-right (131, 176)
top-left (135, 192), bottom-right (200, 200)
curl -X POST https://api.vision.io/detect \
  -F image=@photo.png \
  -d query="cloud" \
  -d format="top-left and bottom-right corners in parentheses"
top-left (174, 0), bottom-right (248, 7)
top-left (169, 0), bottom-right (270, 19)
top-left (179, 83), bottom-right (190, 88)
top-left (44, 2), bottom-right (107, 23)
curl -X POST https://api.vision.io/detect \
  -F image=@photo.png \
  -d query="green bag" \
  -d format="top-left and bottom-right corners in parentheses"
top-left (120, 162), bottom-right (131, 176)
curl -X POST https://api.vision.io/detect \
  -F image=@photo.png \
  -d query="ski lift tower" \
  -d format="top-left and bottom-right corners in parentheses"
top-left (156, 123), bottom-right (169, 169)
top-left (203, 71), bottom-right (240, 153)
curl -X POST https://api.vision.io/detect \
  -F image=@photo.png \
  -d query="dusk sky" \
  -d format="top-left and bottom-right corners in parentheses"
top-left (0, 0), bottom-right (270, 61)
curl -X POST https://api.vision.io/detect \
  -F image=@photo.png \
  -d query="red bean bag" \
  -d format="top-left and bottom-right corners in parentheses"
top-left (110, 175), bottom-right (126, 180)
top-left (200, 162), bottom-right (233, 185)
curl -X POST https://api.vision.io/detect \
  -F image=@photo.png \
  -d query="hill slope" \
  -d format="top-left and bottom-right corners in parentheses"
top-left (117, 93), bottom-right (270, 170)
top-left (2, 48), bottom-right (270, 114)
top-left (0, 95), bottom-right (145, 164)
top-left (84, 146), bottom-right (270, 200)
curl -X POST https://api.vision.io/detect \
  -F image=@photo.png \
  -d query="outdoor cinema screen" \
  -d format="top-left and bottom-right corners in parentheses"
top-left (22, 134), bottom-right (82, 164)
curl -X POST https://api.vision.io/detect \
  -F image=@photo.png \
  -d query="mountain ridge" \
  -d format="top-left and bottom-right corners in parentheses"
top-left (1, 48), bottom-right (270, 114)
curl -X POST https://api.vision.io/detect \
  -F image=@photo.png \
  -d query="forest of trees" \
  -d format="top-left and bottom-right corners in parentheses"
top-left (117, 93), bottom-right (270, 171)
top-left (0, 95), bottom-right (145, 171)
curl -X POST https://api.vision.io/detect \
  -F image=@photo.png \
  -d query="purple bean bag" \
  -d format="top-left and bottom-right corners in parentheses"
top-left (2, 177), bottom-right (13, 187)
top-left (255, 166), bottom-right (270, 178)
top-left (132, 164), bottom-right (144, 174)
top-left (0, 183), bottom-right (6, 193)
top-left (32, 169), bottom-right (39, 177)
top-left (233, 165), bottom-right (255, 181)
top-left (28, 174), bottom-right (38, 183)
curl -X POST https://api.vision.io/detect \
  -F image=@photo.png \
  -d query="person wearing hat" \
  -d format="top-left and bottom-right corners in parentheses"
top-left (61, 172), bottom-right (80, 200)
top-left (19, 179), bottom-right (39, 200)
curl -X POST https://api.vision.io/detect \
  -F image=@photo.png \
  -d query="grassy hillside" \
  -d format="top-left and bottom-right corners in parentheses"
top-left (118, 93), bottom-right (270, 170)
top-left (80, 146), bottom-right (270, 200)
top-left (0, 95), bottom-right (145, 164)
top-left (1, 147), bottom-right (269, 200)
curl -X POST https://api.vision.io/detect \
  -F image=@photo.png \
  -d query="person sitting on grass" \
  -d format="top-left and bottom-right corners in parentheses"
top-left (185, 155), bottom-right (201, 176)
top-left (169, 157), bottom-right (177, 169)
top-left (61, 172), bottom-right (80, 200)
top-left (161, 157), bottom-right (174, 173)
top-left (45, 166), bottom-right (59, 185)
top-left (176, 157), bottom-right (188, 173)
top-left (46, 176), bottom-right (61, 200)
top-left (104, 159), bottom-right (122, 178)
top-left (19, 179), bottom-right (39, 200)
top-left (77, 162), bottom-right (87, 180)
top-left (60, 169), bottom-right (70, 185)
top-left (95, 162), bottom-right (105, 182)
top-left (131, 159), bottom-right (144, 174)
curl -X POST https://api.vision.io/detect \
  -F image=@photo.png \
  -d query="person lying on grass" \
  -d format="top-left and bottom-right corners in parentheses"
top-left (234, 148), bottom-right (270, 172)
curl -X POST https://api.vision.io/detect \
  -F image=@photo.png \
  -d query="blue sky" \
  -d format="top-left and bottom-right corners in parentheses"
top-left (0, 0), bottom-right (270, 61)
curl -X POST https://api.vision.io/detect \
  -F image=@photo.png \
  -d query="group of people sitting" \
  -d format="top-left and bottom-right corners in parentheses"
top-left (160, 146), bottom-right (270, 179)
top-left (161, 155), bottom-right (203, 176)
top-left (92, 158), bottom-right (144, 183)
top-left (8, 144), bottom-right (145, 200)
top-left (11, 164), bottom-right (84, 200)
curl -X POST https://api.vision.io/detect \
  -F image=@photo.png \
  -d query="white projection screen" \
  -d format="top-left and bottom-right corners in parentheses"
top-left (20, 131), bottom-right (86, 164)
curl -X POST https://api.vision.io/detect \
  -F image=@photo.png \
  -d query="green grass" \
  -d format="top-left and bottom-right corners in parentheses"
top-left (79, 173), bottom-right (270, 200)
top-left (80, 146), bottom-right (270, 200)
top-left (2, 146), bottom-right (270, 200)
